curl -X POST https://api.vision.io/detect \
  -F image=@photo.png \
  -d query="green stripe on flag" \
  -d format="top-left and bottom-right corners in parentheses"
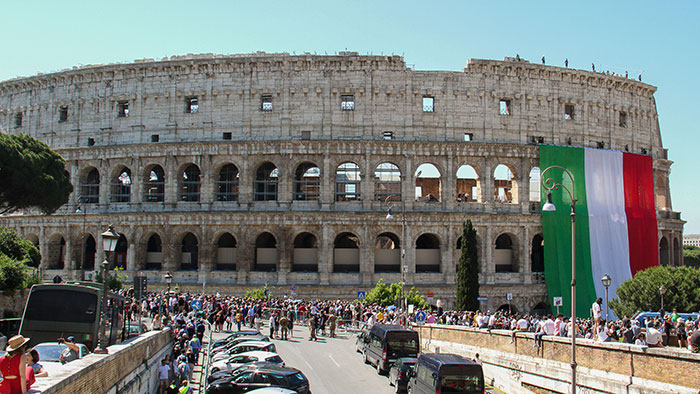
top-left (539, 145), bottom-right (596, 317)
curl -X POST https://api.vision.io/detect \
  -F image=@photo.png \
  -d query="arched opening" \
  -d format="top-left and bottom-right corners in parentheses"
top-left (415, 163), bottom-right (441, 202)
top-left (145, 234), bottom-right (163, 270)
top-left (375, 232), bottom-right (400, 273)
top-left (112, 234), bottom-right (127, 270)
top-left (529, 167), bottom-right (541, 202)
top-left (659, 237), bottom-right (669, 266)
top-left (673, 238), bottom-right (681, 266)
top-left (532, 302), bottom-right (550, 315)
top-left (81, 168), bottom-right (100, 204)
top-left (144, 165), bottom-right (165, 202)
top-left (254, 162), bottom-right (278, 201)
top-left (294, 162), bottom-right (321, 201)
top-left (335, 162), bottom-right (361, 201)
top-left (374, 162), bottom-right (401, 201)
top-left (456, 165), bottom-right (479, 202)
top-left (180, 233), bottom-right (199, 270)
top-left (292, 232), bottom-right (318, 272)
top-left (497, 304), bottom-right (517, 314)
top-left (111, 167), bottom-right (132, 203)
top-left (531, 234), bottom-right (544, 272)
top-left (333, 232), bottom-right (360, 272)
top-left (254, 232), bottom-right (277, 271)
top-left (495, 234), bottom-right (516, 272)
top-left (416, 234), bottom-right (440, 273)
top-left (180, 165), bottom-right (201, 202)
top-left (83, 235), bottom-right (96, 270)
top-left (216, 233), bottom-right (237, 270)
top-left (494, 164), bottom-right (514, 203)
top-left (47, 235), bottom-right (65, 269)
top-left (216, 164), bottom-right (240, 202)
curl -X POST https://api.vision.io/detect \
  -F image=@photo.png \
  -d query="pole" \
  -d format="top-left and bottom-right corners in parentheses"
top-left (605, 286), bottom-right (609, 322)
top-left (570, 203), bottom-right (577, 394)
top-left (94, 260), bottom-right (109, 354)
top-left (401, 202), bottom-right (406, 313)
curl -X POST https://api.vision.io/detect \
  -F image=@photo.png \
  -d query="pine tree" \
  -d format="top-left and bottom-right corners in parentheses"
top-left (456, 220), bottom-right (479, 311)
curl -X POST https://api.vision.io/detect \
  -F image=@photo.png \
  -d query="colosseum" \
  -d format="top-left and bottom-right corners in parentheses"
top-left (0, 52), bottom-right (685, 311)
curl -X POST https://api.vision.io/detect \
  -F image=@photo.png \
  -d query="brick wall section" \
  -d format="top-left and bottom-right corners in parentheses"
top-left (415, 324), bottom-right (700, 390)
top-left (42, 328), bottom-right (172, 394)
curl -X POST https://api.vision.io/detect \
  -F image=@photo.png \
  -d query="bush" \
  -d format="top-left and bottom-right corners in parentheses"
top-left (364, 279), bottom-right (429, 309)
top-left (0, 227), bottom-right (41, 268)
top-left (245, 284), bottom-right (270, 300)
top-left (0, 254), bottom-right (28, 295)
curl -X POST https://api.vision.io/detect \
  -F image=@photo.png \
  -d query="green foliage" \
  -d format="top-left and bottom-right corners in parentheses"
top-left (95, 266), bottom-right (127, 290)
top-left (683, 245), bottom-right (700, 268)
top-left (609, 265), bottom-right (700, 318)
top-left (456, 220), bottom-right (480, 311)
top-left (0, 227), bottom-right (41, 268)
top-left (406, 286), bottom-right (429, 309)
top-left (0, 254), bottom-right (28, 295)
top-left (0, 133), bottom-right (73, 215)
top-left (363, 279), bottom-right (429, 308)
top-left (245, 284), bottom-right (270, 300)
top-left (23, 272), bottom-right (42, 289)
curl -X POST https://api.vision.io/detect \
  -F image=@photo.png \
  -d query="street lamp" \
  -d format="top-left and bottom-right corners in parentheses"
top-left (165, 271), bottom-right (173, 293)
top-left (540, 165), bottom-right (577, 394)
top-left (385, 195), bottom-right (407, 313)
top-left (94, 225), bottom-right (119, 354)
top-left (601, 274), bottom-right (612, 322)
top-left (659, 285), bottom-right (666, 313)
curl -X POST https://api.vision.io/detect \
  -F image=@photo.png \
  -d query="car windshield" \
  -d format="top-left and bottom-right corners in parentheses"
top-left (439, 375), bottom-right (482, 393)
top-left (34, 344), bottom-right (65, 362)
top-left (266, 355), bottom-right (283, 364)
top-left (386, 337), bottom-right (418, 353)
top-left (286, 372), bottom-right (307, 386)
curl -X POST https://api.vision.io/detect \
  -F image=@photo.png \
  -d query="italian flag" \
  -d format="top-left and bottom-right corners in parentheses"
top-left (540, 145), bottom-right (659, 318)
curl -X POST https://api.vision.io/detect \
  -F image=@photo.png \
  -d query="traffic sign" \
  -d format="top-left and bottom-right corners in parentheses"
top-left (477, 296), bottom-right (488, 301)
top-left (191, 300), bottom-right (202, 310)
top-left (415, 311), bottom-right (427, 322)
top-left (553, 297), bottom-right (563, 307)
top-left (507, 293), bottom-right (513, 301)
top-left (291, 284), bottom-right (297, 291)
top-left (357, 291), bottom-right (366, 299)
top-left (426, 291), bottom-right (434, 297)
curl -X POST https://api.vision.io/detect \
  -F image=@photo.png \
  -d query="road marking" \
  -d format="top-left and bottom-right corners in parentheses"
top-left (328, 354), bottom-right (341, 367)
top-left (304, 358), bottom-right (314, 370)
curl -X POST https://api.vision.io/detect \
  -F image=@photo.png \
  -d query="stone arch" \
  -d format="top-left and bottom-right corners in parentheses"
top-left (497, 304), bottom-right (517, 313)
top-left (294, 162), bottom-right (321, 201)
top-left (374, 162), bottom-right (401, 202)
top-left (113, 234), bottom-right (128, 270)
top-left (531, 234), bottom-right (544, 272)
top-left (47, 234), bottom-right (65, 269)
top-left (110, 166), bottom-right (132, 203)
top-left (216, 233), bottom-right (237, 270)
top-left (415, 163), bottom-right (441, 202)
top-left (529, 167), bottom-right (541, 202)
top-left (80, 167), bottom-right (100, 204)
top-left (673, 237), bottom-right (681, 266)
top-left (495, 233), bottom-right (517, 272)
top-left (216, 163), bottom-right (240, 202)
top-left (416, 233), bottom-right (441, 273)
top-left (180, 232), bottom-right (199, 270)
top-left (180, 164), bottom-right (201, 202)
top-left (335, 161), bottom-right (361, 201)
top-left (493, 163), bottom-right (517, 203)
top-left (254, 162), bottom-right (279, 201)
top-left (143, 164), bottom-right (165, 202)
top-left (254, 232), bottom-right (277, 271)
top-left (456, 164), bottom-right (479, 202)
top-left (333, 232), bottom-right (360, 272)
top-left (81, 234), bottom-right (96, 271)
top-left (375, 232), bottom-right (401, 273)
top-left (292, 232), bottom-right (318, 272)
top-left (532, 301), bottom-right (550, 315)
top-left (659, 236), bottom-right (669, 266)
top-left (145, 233), bottom-right (163, 270)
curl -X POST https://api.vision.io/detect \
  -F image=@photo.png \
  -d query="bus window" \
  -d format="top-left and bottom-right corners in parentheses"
top-left (24, 289), bottom-right (98, 323)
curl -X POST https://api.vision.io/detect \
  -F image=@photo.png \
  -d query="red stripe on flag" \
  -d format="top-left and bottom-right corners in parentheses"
top-left (623, 153), bottom-right (659, 274)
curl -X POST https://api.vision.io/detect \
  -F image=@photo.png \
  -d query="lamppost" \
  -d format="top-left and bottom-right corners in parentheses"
top-left (165, 271), bottom-right (173, 293)
top-left (601, 274), bottom-right (612, 322)
top-left (94, 225), bottom-right (119, 354)
top-left (385, 195), bottom-right (407, 313)
top-left (540, 165), bottom-right (577, 394)
top-left (659, 284), bottom-right (666, 313)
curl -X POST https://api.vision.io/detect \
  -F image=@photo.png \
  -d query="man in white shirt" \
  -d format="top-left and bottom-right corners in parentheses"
top-left (158, 358), bottom-right (171, 394)
top-left (591, 298), bottom-right (602, 340)
top-left (534, 315), bottom-right (555, 348)
top-left (646, 321), bottom-right (664, 347)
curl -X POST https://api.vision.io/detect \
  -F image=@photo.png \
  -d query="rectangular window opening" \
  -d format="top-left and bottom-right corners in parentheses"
top-left (185, 97), bottom-right (199, 113)
top-left (383, 131), bottom-right (393, 140)
top-left (499, 99), bottom-right (511, 116)
top-left (261, 95), bottom-right (273, 111)
top-left (564, 104), bottom-right (575, 120)
top-left (151, 134), bottom-right (160, 143)
top-left (223, 132), bottom-right (232, 140)
top-left (117, 101), bottom-right (129, 118)
top-left (619, 112), bottom-right (627, 127)
top-left (14, 113), bottom-right (22, 128)
top-left (59, 106), bottom-right (68, 123)
top-left (423, 96), bottom-right (434, 112)
top-left (464, 133), bottom-right (473, 142)
top-left (87, 137), bottom-right (95, 146)
top-left (301, 130), bottom-right (311, 140)
top-left (341, 95), bottom-right (355, 110)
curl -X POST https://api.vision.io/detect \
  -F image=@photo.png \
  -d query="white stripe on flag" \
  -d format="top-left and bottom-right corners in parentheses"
top-left (585, 149), bottom-right (632, 312)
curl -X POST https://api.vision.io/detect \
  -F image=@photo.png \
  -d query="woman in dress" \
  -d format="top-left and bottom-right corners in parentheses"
top-left (0, 335), bottom-right (30, 394)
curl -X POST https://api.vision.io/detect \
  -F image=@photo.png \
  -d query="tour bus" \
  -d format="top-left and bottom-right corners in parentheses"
top-left (363, 324), bottom-right (419, 374)
top-left (407, 353), bottom-right (484, 394)
top-left (19, 283), bottom-right (125, 350)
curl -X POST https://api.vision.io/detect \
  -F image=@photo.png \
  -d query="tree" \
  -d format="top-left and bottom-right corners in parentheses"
top-left (0, 254), bottom-right (28, 295)
top-left (245, 284), bottom-right (270, 300)
top-left (609, 265), bottom-right (700, 318)
top-left (364, 279), bottom-right (430, 308)
top-left (0, 227), bottom-right (41, 268)
top-left (683, 245), bottom-right (700, 268)
top-left (0, 133), bottom-right (73, 215)
top-left (456, 220), bottom-right (479, 311)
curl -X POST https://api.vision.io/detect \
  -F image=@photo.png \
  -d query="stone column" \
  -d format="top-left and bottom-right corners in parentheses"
top-left (444, 229), bottom-right (455, 284)
top-left (99, 162), bottom-right (110, 206)
top-left (482, 162), bottom-right (493, 203)
top-left (126, 238), bottom-right (137, 271)
top-left (131, 166), bottom-right (142, 204)
top-left (485, 227), bottom-right (493, 277)
top-left (69, 161), bottom-right (79, 205)
top-left (321, 153), bottom-right (332, 204)
top-left (64, 235), bottom-right (75, 271)
top-left (240, 158), bottom-right (251, 205)
top-left (362, 152), bottom-right (372, 208)
top-left (165, 160), bottom-right (177, 204)
top-left (200, 159), bottom-right (214, 203)
top-left (445, 157), bottom-right (454, 210)
top-left (319, 224), bottom-right (331, 285)
top-left (522, 226), bottom-right (531, 274)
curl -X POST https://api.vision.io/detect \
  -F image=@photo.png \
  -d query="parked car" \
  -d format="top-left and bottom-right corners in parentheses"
top-left (210, 351), bottom-right (284, 374)
top-left (212, 336), bottom-right (269, 353)
top-left (246, 388), bottom-right (298, 394)
top-left (126, 322), bottom-right (149, 338)
top-left (208, 361), bottom-right (282, 384)
top-left (406, 353), bottom-right (483, 394)
top-left (220, 331), bottom-right (263, 342)
top-left (388, 357), bottom-right (417, 393)
top-left (363, 324), bottom-right (419, 374)
top-left (632, 311), bottom-right (699, 326)
top-left (355, 329), bottom-right (369, 353)
top-left (32, 342), bottom-right (91, 376)
top-left (212, 341), bottom-right (277, 362)
top-left (206, 365), bottom-right (310, 394)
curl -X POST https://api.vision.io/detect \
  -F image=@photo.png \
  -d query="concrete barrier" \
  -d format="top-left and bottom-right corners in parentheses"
top-left (414, 324), bottom-right (699, 394)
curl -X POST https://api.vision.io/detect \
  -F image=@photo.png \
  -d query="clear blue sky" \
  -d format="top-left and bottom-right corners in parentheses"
top-left (2, 0), bottom-right (698, 232)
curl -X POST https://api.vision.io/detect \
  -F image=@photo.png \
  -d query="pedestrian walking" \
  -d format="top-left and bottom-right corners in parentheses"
top-left (280, 314), bottom-right (290, 340)
top-left (329, 313), bottom-right (337, 338)
top-left (308, 315), bottom-right (317, 341)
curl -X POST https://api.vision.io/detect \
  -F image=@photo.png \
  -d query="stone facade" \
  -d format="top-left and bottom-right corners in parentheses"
top-left (0, 53), bottom-right (684, 310)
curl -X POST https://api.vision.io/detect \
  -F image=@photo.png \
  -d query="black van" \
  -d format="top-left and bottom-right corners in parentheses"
top-left (363, 324), bottom-right (419, 374)
top-left (407, 353), bottom-right (484, 394)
